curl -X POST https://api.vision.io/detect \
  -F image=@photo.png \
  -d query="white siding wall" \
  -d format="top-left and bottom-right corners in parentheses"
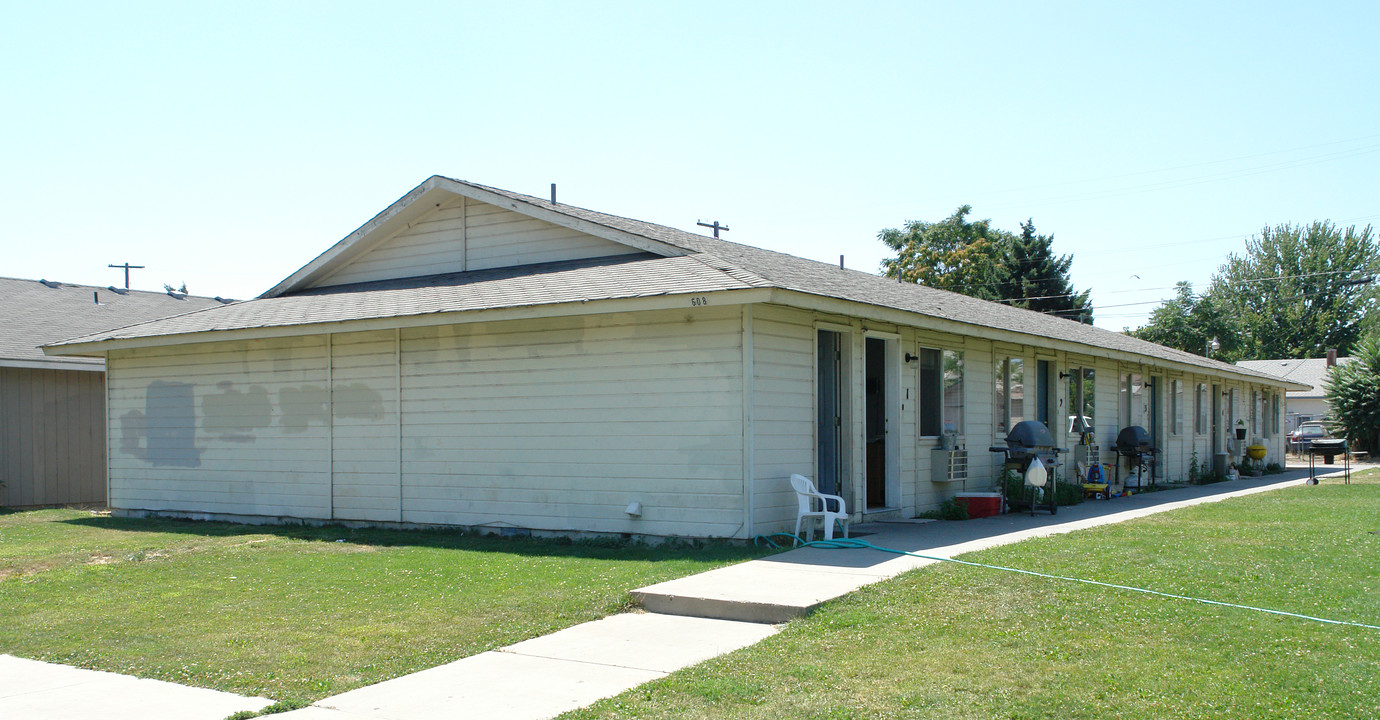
top-left (464, 201), bottom-right (639, 271)
top-left (748, 306), bottom-right (816, 531)
top-left (107, 337), bottom-right (331, 518)
top-left (331, 330), bottom-right (401, 522)
top-left (399, 307), bottom-right (745, 537)
top-left (315, 198), bottom-right (640, 288)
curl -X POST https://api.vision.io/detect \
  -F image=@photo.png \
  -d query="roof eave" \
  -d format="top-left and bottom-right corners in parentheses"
top-left (768, 289), bottom-right (1315, 390)
top-left (42, 287), bottom-right (775, 355)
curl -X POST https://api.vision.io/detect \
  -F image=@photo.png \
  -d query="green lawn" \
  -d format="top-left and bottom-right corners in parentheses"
top-left (0, 510), bottom-right (765, 708)
top-left (565, 473), bottom-right (1380, 720)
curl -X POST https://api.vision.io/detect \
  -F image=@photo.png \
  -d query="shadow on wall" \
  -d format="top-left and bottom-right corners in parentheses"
top-left (120, 380), bottom-right (202, 468)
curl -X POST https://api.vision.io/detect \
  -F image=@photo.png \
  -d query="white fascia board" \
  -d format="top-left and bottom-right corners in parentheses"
top-left (44, 288), bottom-right (774, 355)
top-left (1, 357), bottom-right (105, 371)
top-left (767, 290), bottom-right (1313, 392)
top-left (263, 176), bottom-right (690, 299)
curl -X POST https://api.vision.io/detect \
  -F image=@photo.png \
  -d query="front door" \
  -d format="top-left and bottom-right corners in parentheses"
top-left (865, 337), bottom-right (887, 508)
top-left (817, 330), bottom-right (845, 496)
top-left (1211, 384), bottom-right (1222, 457)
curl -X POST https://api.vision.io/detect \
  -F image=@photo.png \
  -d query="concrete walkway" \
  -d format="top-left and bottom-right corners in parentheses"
top-left (6, 465), bottom-right (1358, 720)
top-left (0, 654), bottom-right (273, 720)
top-left (635, 469), bottom-right (1326, 623)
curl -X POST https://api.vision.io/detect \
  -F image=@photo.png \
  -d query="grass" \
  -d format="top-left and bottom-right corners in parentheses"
top-left (564, 471), bottom-right (1380, 719)
top-left (0, 510), bottom-right (766, 707)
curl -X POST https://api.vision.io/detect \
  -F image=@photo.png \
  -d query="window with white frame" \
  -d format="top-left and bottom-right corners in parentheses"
top-left (1121, 372), bottom-right (1145, 427)
top-left (920, 348), bottom-right (966, 436)
top-left (1067, 367), bottom-right (1095, 435)
top-left (944, 350), bottom-right (965, 435)
top-left (1170, 379), bottom-right (1183, 435)
top-left (1195, 383), bottom-right (1208, 435)
top-left (993, 356), bottom-right (1024, 434)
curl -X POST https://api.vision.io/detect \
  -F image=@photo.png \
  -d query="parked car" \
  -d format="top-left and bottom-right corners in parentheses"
top-left (1290, 421), bottom-right (1329, 454)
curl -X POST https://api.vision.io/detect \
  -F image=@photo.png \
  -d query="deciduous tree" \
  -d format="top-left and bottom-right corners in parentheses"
top-left (1134, 221), bottom-right (1377, 361)
top-left (879, 205), bottom-right (1007, 301)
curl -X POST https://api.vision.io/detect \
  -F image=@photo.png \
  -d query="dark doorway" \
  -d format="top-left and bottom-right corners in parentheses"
top-left (1036, 360), bottom-right (1051, 427)
top-left (816, 330), bottom-right (844, 496)
top-left (865, 337), bottom-right (886, 508)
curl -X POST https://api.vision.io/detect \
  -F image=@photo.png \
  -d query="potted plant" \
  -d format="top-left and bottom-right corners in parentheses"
top-left (1234, 419), bottom-right (1247, 441)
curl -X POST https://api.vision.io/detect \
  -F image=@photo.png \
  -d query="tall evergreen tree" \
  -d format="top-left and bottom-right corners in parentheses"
top-left (999, 219), bottom-right (1093, 323)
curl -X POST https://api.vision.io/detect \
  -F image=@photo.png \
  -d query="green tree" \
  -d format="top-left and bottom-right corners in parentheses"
top-left (1000, 219), bottom-right (1093, 322)
top-left (1131, 281), bottom-right (1244, 358)
top-left (1213, 221), bottom-right (1377, 359)
top-left (1134, 221), bottom-right (1377, 361)
top-left (879, 205), bottom-right (1008, 301)
top-left (1325, 332), bottom-right (1380, 452)
top-left (880, 208), bottom-right (1092, 322)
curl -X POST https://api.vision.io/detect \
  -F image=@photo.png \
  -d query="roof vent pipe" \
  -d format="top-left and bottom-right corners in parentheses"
top-left (839, 255), bottom-right (844, 269)
top-left (550, 183), bottom-right (556, 205)
top-left (1327, 348), bottom-right (1338, 367)
top-left (93, 291), bottom-right (99, 304)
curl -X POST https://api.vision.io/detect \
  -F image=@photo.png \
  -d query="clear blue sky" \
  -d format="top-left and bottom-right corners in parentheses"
top-left (3, 1), bottom-right (1376, 330)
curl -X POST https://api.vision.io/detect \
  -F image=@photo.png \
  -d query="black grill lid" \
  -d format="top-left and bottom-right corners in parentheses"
top-left (1007, 420), bottom-right (1056, 449)
top-left (1309, 438), bottom-right (1347, 453)
top-left (1116, 426), bottom-right (1153, 451)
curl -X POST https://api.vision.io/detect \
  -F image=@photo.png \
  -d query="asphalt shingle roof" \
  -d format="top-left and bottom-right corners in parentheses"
top-left (2, 277), bottom-right (227, 366)
top-left (39, 177), bottom-right (1303, 388)
top-left (51, 254), bottom-right (763, 344)
top-left (1236, 357), bottom-right (1351, 398)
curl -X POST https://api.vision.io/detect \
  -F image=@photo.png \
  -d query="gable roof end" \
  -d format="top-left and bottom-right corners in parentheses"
top-left (262, 176), bottom-right (691, 298)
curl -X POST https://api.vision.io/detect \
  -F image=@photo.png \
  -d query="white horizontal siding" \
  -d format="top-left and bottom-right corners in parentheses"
top-left (749, 305), bottom-right (815, 532)
top-left (314, 197), bottom-right (640, 287)
top-left (398, 307), bottom-right (746, 537)
top-left (331, 330), bottom-right (400, 522)
top-left (107, 337), bottom-right (332, 518)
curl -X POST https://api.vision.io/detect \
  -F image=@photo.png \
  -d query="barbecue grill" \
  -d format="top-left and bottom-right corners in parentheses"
top-left (1114, 425), bottom-right (1158, 489)
top-left (1307, 438), bottom-right (1350, 485)
top-left (989, 420), bottom-right (1066, 515)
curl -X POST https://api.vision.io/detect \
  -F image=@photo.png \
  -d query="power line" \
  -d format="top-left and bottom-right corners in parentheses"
top-left (988, 143), bottom-right (1380, 211)
top-left (980, 133), bottom-right (1380, 197)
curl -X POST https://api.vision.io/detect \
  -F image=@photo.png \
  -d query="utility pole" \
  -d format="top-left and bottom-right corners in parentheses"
top-left (108, 263), bottom-right (145, 289)
top-left (696, 220), bottom-right (730, 239)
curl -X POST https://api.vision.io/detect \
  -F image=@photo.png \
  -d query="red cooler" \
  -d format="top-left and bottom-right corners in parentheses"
top-left (954, 492), bottom-right (1002, 518)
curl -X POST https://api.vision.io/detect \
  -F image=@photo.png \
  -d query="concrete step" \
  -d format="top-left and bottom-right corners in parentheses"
top-left (632, 548), bottom-right (934, 623)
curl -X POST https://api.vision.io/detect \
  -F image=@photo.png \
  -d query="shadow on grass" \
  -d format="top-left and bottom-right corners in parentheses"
top-left (57, 513), bottom-right (771, 564)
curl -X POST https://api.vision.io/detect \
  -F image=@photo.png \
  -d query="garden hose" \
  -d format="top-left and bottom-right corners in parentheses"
top-left (755, 533), bottom-right (1380, 631)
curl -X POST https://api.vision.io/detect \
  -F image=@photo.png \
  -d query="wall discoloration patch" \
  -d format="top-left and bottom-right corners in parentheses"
top-left (119, 380), bottom-right (202, 467)
top-left (201, 381), bottom-right (273, 442)
top-left (279, 385), bottom-right (330, 432)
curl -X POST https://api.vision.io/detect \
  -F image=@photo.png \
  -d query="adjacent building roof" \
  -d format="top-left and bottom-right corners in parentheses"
top-left (2, 277), bottom-right (229, 370)
top-left (41, 176), bottom-right (1306, 389)
top-left (1235, 357), bottom-right (1351, 398)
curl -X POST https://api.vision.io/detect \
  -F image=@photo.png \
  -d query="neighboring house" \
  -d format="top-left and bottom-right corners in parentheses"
top-left (1236, 352), bottom-right (1350, 432)
top-left (44, 177), bottom-right (1308, 538)
top-left (0, 277), bottom-right (228, 506)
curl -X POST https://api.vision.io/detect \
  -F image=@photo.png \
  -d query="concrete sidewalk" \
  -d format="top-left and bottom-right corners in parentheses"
top-left (7, 466), bottom-right (1354, 720)
top-left (0, 654), bottom-right (273, 720)
top-left (634, 470), bottom-right (1321, 623)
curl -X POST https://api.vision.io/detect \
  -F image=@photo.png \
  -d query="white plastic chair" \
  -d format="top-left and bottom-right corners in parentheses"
top-left (790, 474), bottom-right (850, 545)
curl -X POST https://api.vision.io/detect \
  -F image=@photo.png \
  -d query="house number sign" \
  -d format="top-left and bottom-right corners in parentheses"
top-left (690, 296), bottom-right (710, 307)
